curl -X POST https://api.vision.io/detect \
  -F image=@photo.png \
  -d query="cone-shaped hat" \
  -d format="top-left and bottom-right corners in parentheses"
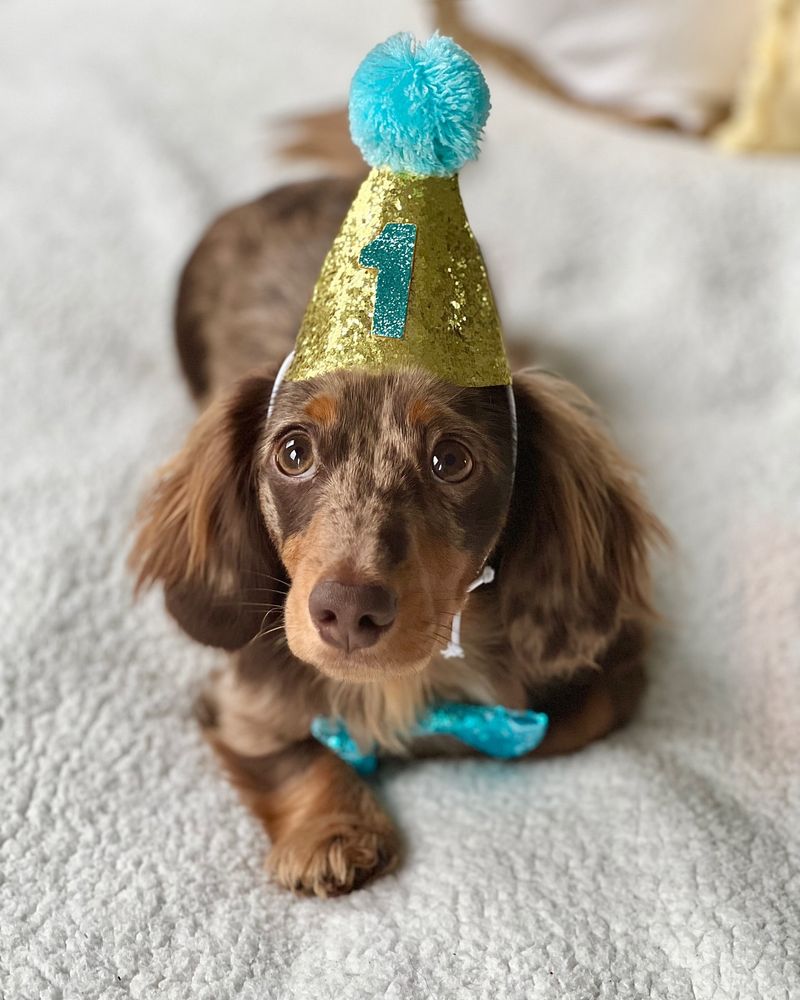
top-left (286, 32), bottom-right (510, 388)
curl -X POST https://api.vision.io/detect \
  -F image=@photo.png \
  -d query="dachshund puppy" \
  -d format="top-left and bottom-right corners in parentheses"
top-left (132, 178), bottom-right (665, 897)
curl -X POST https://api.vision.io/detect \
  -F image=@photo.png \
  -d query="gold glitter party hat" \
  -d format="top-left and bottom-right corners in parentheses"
top-left (286, 32), bottom-right (510, 388)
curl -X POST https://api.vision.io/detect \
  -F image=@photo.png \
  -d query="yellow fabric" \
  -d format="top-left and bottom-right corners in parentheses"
top-left (287, 167), bottom-right (510, 387)
top-left (716, 0), bottom-right (800, 152)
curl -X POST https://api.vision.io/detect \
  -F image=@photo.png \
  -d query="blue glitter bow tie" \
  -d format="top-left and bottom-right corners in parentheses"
top-left (311, 703), bottom-right (549, 775)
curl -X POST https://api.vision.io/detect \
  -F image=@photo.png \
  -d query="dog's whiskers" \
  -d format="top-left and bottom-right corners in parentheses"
top-left (243, 586), bottom-right (291, 596)
top-left (246, 571), bottom-right (290, 589)
top-left (415, 619), bottom-right (459, 648)
top-left (248, 620), bottom-right (287, 646)
top-left (214, 599), bottom-right (284, 611)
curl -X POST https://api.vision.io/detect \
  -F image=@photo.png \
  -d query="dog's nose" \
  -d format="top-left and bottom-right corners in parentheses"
top-left (308, 581), bottom-right (397, 653)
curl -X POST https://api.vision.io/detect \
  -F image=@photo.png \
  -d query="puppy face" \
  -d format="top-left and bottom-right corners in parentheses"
top-left (260, 370), bottom-right (515, 681)
top-left (133, 365), bottom-right (662, 695)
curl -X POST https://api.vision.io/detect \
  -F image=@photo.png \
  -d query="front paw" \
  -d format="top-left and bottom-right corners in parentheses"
top-left (267, 817), bottom-right (400, 898)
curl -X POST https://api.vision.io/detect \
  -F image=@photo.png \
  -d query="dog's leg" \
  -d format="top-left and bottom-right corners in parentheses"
top-left (529, 622), bottom-right (648, 757)
top-left (208, 735), bottom-right (400, 897)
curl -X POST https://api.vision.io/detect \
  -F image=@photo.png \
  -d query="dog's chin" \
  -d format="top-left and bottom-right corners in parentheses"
top-left (285, 628), bottom-right (435, 684)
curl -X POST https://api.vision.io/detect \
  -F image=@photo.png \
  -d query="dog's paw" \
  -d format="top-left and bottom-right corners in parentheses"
top-left (267, 818), bottom-right (400, 898)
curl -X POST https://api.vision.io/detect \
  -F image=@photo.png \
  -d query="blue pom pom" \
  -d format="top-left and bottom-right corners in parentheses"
top-left (349, 33), bottom-right (490, 177)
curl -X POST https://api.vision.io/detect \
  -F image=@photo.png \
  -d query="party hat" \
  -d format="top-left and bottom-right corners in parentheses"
top-left (286, 32), bottom-right (510, 388)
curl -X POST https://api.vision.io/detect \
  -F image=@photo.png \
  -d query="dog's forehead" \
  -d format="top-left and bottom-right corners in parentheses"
top-left (275, 371), bottom-right (456, 440)
top-left (325, 371), bottom-right (452, 421)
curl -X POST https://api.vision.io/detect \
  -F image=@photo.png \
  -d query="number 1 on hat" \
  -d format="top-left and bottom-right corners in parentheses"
top-left (359, 223), bottom-right (417, 339)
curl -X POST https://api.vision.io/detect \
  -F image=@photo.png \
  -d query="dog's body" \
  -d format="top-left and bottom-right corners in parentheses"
top-left (132, 178), bottom-right (664, 897)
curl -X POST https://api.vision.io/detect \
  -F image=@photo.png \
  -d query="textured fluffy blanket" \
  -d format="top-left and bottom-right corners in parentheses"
top-left (2, 2), bottom-right (798, 998)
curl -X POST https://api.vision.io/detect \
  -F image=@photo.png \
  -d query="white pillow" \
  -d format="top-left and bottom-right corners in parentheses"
top-left (470, 0), bottom-right (762, 132)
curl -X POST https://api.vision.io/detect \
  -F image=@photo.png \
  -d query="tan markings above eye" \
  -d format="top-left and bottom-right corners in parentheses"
top-left (408, 399), bottom-right (437, 425)
top-left (304, 395), bottom-right (337, 425)
top-left (431, 439), bottom-right (474, 483)
top-left (275, 432), bottom-right (315, 477)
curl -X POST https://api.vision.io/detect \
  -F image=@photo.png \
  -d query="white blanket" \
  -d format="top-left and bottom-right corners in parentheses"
top-left (1, 3), bottom-right (798, 998)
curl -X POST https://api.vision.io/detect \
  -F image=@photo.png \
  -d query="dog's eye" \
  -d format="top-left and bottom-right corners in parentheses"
top-left (275, 432), bottom-right (315, 477)
top-left (431, 439), bottom-right (473, 483)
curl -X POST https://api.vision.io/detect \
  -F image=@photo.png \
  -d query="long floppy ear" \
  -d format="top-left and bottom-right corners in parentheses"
top-left (497, 369), bottom-right (667, 680)
top-left (130, 372), bottom-right (283, 650)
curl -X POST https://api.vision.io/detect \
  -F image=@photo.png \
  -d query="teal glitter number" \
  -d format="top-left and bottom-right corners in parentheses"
top-left (358, 223), bottom-right (417, 339)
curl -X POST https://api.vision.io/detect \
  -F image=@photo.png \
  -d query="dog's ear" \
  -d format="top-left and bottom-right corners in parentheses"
top-left (497, 370), bottom-right (666, 679)
top-left (130, 372), bottom-right (283, 650)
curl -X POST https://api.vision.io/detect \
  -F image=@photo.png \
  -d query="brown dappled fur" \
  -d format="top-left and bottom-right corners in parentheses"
top-left (131, 179), bottom-right (667, 897)
top-left (498, 371), bottom-right (666, 682)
